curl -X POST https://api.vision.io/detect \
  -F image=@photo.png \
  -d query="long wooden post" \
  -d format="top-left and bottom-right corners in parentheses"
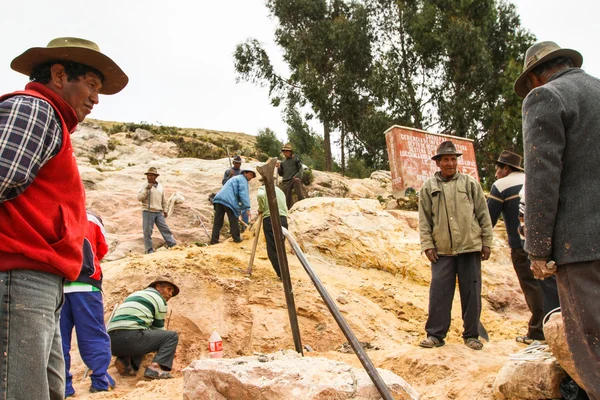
top-left (256, 159), bottom-right (303, 355)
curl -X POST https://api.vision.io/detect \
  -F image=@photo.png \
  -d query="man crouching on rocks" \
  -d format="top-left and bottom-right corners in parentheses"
top-left (418, 141), bottom-right (493, 351)
top-left (107, 275), bottom-right (180, 379)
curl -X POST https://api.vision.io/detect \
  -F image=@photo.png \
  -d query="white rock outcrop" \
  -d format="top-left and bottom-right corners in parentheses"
top-left (183, 351), bottom-right (419, 400)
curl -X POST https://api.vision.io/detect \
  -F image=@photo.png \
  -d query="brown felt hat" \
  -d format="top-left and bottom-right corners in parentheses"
top-left (144, 167), bottom-right (159, 176)
top-left (496, 150), bottom-right (523, 171)
top-left (514, 41), bottom-right (582, 98)
top-left (281, 143), bottom-right (293, 152)
top-left (148, 275), bottom-right (180, 297)
top-left (431, 141), bottom-right (462, 160)
top-left (11, 37), bottom-right (129, 95)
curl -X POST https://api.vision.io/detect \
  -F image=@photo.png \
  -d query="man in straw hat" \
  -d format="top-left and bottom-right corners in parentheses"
top-left (211, 168), bottom-right (257, 244)
top-left (107, 275), bottom-right (180, 380)
top-left (418, 141), bottom-right (493, 351)
top-left (0, 37), bottom-right (127, 399)
top-left (515, 41), bottom-right (600, 397)
top-left (277, 143), bottom-right (305, 209)
top-left (487, 151), bottom-right (559, 346)
top-left (137, 167), bottom-right (177, 254)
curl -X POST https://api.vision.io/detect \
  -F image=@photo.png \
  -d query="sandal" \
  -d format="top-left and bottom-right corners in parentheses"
top-left (464, 338), bottom-right (484, 350)
top-left (419, 336), bottom-right (445, 348)
top-left (515, 336), bottom-right (538, 345)
top-left (114, 356), bottom-right (136, 377)
top-left (144, 368), bottom-right (174, 380)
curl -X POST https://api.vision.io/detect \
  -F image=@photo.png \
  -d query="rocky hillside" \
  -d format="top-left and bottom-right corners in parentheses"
top-left (67, 121), bottom-right (535, 399)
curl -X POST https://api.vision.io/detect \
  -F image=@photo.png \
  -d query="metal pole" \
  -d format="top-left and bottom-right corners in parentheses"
top-left (281, 228), bottom-right (395, 400)
top-left (257, 159), bottom-right (303, 355)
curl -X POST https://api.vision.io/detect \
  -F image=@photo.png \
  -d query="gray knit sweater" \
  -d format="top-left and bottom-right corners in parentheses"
top-left (523, 68), bottom-right (600, 264)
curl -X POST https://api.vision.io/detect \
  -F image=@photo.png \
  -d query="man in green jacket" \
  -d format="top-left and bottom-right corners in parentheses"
top-left (277, 143), bottom-right (305, 209)
top-left (257, 182), bottom-right (288, 278)
top-left (418, 141), bottom-right (493, 350)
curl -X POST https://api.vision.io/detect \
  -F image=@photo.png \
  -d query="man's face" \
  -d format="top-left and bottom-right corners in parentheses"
top-left (233, 161), bottom-right (241, 169)
top-left (146, 173), bottom-right (158, 184)
top-left (58, 69), bottom-right (103, 122)
top-left (243, 172), bottom-right (255, 181)
top-left (495, 165), bottom-right (510, 180)
top-left (155, 283), bottom-right (175, 302)
top-left (435, 155), bottom-right (458, 179)
top-left (282, 150), bottom-right (292, 159)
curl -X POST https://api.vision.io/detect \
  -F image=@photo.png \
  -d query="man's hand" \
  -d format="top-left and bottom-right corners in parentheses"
top-left (293, 177), bottom-right (300, 182)
top-left (276, 161), bottom-right (281, 168)
top-left (229, 169), bottom-right (234, 177)
top-left (146, 183), bottom-right (153, 190)
top-left (163, 212), bottom-right (168, 218)
top-left (530, 260), bottom-right (557, 280)
top-left (481, 246), bottom-right (491, 261)
top-left (246, 210), bottom-right (251, 219)
top-left (425, 248), bottom-right (438, 263)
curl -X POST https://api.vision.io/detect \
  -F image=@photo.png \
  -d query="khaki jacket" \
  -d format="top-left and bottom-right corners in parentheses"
top-left (137, 182), bottom-right (167, 213)
top-left (419, 172), bottom-right (493, 255)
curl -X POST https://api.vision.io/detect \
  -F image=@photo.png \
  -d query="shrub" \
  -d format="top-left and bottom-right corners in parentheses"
top-left (302, 169), bottom-right (315, 186)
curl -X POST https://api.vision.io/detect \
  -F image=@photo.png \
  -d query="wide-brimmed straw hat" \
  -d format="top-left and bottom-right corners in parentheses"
top-left (514, 41), bottom-right (582, 98)
top-left (144, 167), bottom-right (160, 176)
top-left (11, 37), bottom-right (128, 95)
top-left (431, 141), bottom-right (462, 160)
top-left (496, 150), bottom-right (524, 171)
top-left (148, 275), bottom-right (180, 297)
top-left (281, 144), bottom-right (293, 152)
top-left (241, 168), bottom-right (257, 178)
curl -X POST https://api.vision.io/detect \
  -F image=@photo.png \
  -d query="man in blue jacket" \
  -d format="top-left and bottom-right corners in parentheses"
top-left (211, 168), bottom-right (256, 244)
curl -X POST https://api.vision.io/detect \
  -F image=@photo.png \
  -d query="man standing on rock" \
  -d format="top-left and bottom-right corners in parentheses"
top-left (0, 37), bottom-right (127, 399)
top-left (277, 144), bottom-right (305, 209)
top-left (211, 168), bottom-right (256, 244)
top-left (222, 155), bottom-right (243, 185)
top-left (487, 151), bottom-right (559, 345)
top-left (418, 141), bottom-right (493, 351)
top-left (515, 41), bottom-right (600, 398)
top-left (107, 275), bottom-right (179, 380)
top-left (257, 179), bottom-right (288, 279)
top-left (137, 167), bottom-right (177, 254)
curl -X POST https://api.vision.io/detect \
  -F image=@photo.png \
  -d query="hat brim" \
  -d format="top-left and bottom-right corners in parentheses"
top-left (144, 172), bottom-right (160, 176)
top-left (496, 160), bottom-right (524, 171)
top-left (148, 280), bottom-right (180, 297)
top-left (432, 152), bottom-right (462, 161)
top-left (514, 48), bottom-right (582, 98)
top-left (11, 46), bottom-right (128, 95)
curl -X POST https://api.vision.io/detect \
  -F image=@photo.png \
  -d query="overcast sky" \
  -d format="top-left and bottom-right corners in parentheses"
top-left (1, 0), bottom-right (598, 144)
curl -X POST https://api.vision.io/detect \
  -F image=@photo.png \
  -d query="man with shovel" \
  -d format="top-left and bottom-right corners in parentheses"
top-left (0, 37), bottom-right (128, 399)
top-left (418, 141), bottom-right (493, 351)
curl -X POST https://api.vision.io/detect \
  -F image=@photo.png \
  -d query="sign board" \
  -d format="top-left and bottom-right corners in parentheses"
top-left (385, 125), bottom-right (479, 197)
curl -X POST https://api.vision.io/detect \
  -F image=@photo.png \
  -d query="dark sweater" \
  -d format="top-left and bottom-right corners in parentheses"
top-left (277, 155), bottom-right (303, 183)
top-left (523, 68), bottom-right (600, 264)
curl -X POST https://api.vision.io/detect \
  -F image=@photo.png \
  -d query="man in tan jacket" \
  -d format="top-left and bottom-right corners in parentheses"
top-left (137, 167), bottom-right (176, 253)
top-left (418, 141), bottom-right (493, 350)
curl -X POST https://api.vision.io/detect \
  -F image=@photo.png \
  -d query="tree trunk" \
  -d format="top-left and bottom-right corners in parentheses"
top-left (324, 121), bottom-right (333, 171)
top-left (340, 125), bottom-right (346, 176)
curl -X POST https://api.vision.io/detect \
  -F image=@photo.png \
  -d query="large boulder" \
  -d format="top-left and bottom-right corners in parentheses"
top-left (493, 359), bottom-right (565, 399)
top-left (183, 351), bottom-right (419, 400)
top-left (544, 312), bottom-right (585, 389)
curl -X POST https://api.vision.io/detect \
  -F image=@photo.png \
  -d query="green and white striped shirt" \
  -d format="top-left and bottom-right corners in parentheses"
top-left (107, 287), bottom-right (167, 332)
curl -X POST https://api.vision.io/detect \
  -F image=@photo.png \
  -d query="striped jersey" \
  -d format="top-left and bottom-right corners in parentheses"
top-left (107, 287), bottom-right (167, 332)
top-left (487, 171), bottom-right (525, 249)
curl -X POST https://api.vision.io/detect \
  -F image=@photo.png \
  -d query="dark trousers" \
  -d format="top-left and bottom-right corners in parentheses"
top-left (425, 252), bottom-right (482, 340)
top-left (556, 261), bottom-right (600, 400)
top-left (282, 179), bottom-right (305, 210)
top-left (211, 203), bottom-right (240, 244)
top-left (263, 216), bottom-right (288, 277)
top-left (511, 248), bottom-right (551, 339)
top-left (109, 329), bottom-right (179, 371)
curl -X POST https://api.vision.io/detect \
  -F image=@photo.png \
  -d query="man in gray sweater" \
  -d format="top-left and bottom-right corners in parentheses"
top-left (515, 41), bottom-right (600, 398)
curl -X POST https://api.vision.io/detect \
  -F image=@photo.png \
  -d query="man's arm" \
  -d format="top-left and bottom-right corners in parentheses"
top-left (523, 87), bottom-right (565, 260)
top-left (472, 180), bottom-right (494, 248)
top-left (486, 183), bottom-right (503, 228)
top-left (137, 183), bottom-right (149, 201)
top-left (294, 157), bottom-right (303, 180)
top-left (418, 185), bottom-right (435, 251)
top-left (0, 96), bottom-right (62, 203)
top-left (222, 169), bottom-right (231, 185)
top-left (257, 189), bottom-right (266, 214)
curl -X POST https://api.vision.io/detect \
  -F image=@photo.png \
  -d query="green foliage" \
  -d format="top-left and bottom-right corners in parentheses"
top-left (301, 168), bottom-right (315, 186)
top-left (255, 128), bottom-right (283, 157)
top-left (345, 156), bottom-right (375, 179)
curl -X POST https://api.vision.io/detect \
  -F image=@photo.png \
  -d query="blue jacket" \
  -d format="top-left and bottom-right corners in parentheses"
top-left (213, 175), bottom-right (251, 217)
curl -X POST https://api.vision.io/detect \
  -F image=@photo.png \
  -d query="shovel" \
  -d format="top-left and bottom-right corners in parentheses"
top-left (246, 215), bottom-right (263, 276)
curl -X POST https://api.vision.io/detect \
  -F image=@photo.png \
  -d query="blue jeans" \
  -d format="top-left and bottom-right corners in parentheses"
top-left (142, 211), bottom-right (176, 253)
top-left (60, 291), bottom-right (114, 396)
top-left (0, 269), bottom-right (65, 400)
